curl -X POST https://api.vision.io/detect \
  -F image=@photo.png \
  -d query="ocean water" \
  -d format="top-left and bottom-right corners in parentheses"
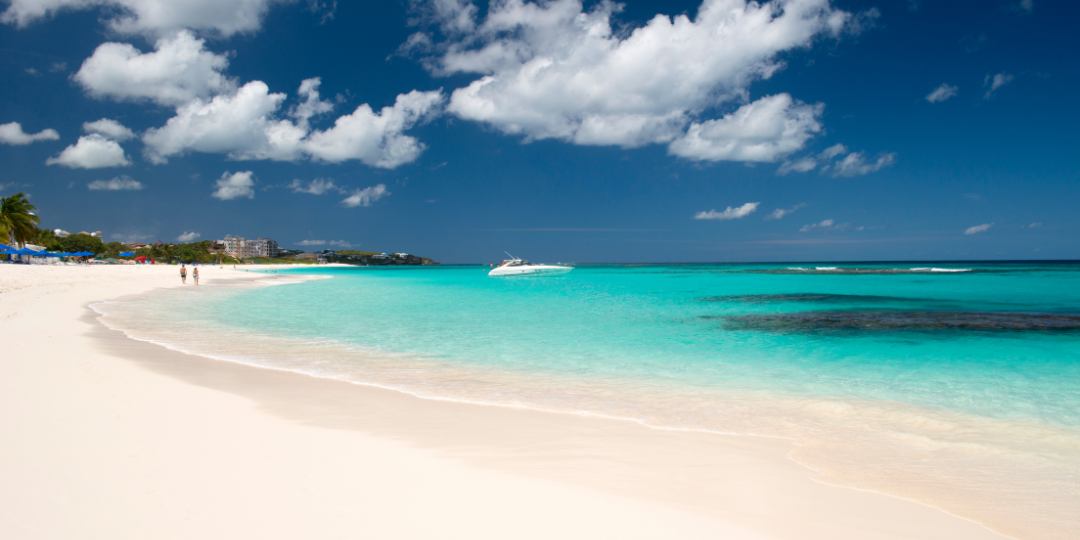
top-left (94, 262), bottom-right (1080, 538)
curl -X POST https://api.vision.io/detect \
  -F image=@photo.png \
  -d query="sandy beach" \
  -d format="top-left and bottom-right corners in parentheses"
top-left (0, 264), bottom-right (1015, 540)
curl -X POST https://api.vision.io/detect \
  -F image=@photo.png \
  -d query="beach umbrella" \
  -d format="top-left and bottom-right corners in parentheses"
top-left (0, 243), bottom-right (12, 251)
top-left (119, 251), bottom-right (135, 257)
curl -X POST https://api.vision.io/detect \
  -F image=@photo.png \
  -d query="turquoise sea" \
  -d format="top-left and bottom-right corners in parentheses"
top-left (95, 262), bottom-right (1080, 535)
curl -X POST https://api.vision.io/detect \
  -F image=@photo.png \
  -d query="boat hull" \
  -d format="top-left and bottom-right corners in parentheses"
top-left (488, 265), bottom-right (573, 277)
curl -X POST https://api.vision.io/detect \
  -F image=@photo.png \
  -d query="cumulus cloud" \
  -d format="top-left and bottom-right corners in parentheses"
top-left (142, 79), bottom-right (443, 168)
top-left (74, 30), bottom-right (233, 107)
top-left (1010, 0), bottom-right (1034, 14)
top-left (800, 218), bottom-right (835, 232)
top-left (926, 83), bottom-right (958, 103)
top-left (83, 118), bottom-right (136, 141)
top-left (766, 203), bottom-right (808, 220)
top-left (668, 94), bottom-right (823, 162)
top-left (1023, 222), bottom-right (1043, 228)
top-left (412, 0), bottom-right (854, 158)
top-left (341, 184), bottom-right (389, 208)
top-left (819, 143), bottom-right (847, 159)
top-left (212, 170), bottom-right (255, 200)
top-left (288, 178), bottom-right (344, 195)
top-left (776, 142), bottom-right (894, 177)
top-left (983, 72), bottom-right (1013, 99)
top-left (2, 0), bottom-right (285, 37)
top-left (964, 223), bottom-right (993, 235)
top-left (177, 231), bottom-right (200, 242)
top-left (0, 121), bottom-right (59, 145)
top-left (88, 175), bottom-right (143, 190)
top-left (693, 202), bottom-right (759, 221)
top-left (777, 156), bottom-right (818, 175)
top-left (46, 134), bottom-right (131, 168)
top-left (832, 152), bottom-right (896, 177)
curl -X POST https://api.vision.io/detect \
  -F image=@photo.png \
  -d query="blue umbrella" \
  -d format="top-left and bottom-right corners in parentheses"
top-left (13, 248), bottom-right (40, 255)
top-left (0, 243), bottom-right (12, 251)
top-left (0, 250), bottom-right (16, 255)
top-left (119, 251), bottom-right (135, 257)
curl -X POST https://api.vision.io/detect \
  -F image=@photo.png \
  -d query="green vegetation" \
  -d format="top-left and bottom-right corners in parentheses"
top-left (133, 241), bottom-right (238, 264)
top-left (0, 192), bottom-right (40, 247)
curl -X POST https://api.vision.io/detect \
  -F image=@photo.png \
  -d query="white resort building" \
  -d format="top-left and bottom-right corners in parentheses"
top-left (222, 235), bottom-right (279, 259)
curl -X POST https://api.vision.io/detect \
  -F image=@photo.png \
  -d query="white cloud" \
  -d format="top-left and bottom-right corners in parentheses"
top-left (212, 170), bottom-right (255, 200)
top-left (88, 175), bottom-right (143, 190)
top-left (0, 121), bottom-right (59, 145)
top-left (668, 94), bottom-right (823, 162)
top-left (177, 231), bottom-right (200, 242)
top-left (46, 134), bottom-right (131, 168)
top-left (777, 156), bottom-right (817, 175)
top-left (341, 184), bottom-right (389, 208)
top-left (142, 79), bottom-right (443, 168)
top-left (302, 90), bottom-right (444, 167)
top-left (983, 72), bottom-right (1013, 100)
top-left (1011, 0), bottom-right (1034, 14)
top-left (83, 118), bottom-right (136, 141)
top-left (288, 178), bottom-right (344, 195)
top-left (832, 152), bottom-right (896, 177)
top-left (143, 81), bottom-right (288, 163)
top-left (964, 223), bottom-right (993, 235)
top-left (766, 203), bottom-right (808, 220)
top-left (2, 0), bottom-right (285, 37)
top-left (926, 83), bottom-right (958, 103)
top-left (1023, 222), bottom-right (1043, 228)
top-left (74, 30), bottom-right (233, 107)
top-left (800, 218), bottom-right (835, 232)
top-left (819, 143), bottom-right (847, 159)
top-left (693, 202), bottom-right (759, 221)
top-left (419, 0), bottom-right (853, 156)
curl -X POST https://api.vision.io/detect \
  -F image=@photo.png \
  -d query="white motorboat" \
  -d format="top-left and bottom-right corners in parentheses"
top-left (488, 253), bottom-right (573, 277)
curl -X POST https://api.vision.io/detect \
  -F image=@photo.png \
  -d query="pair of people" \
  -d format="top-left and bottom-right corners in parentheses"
top-left (180, 264), bottom-right (199, 285)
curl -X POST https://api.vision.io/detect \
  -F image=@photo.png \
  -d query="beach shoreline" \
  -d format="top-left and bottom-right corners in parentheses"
top-left (0, 264), bottom-right (1016, 539)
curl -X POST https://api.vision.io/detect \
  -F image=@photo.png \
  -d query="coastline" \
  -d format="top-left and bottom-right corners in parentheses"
top-left (0, 265), bottom-right (1014, 539)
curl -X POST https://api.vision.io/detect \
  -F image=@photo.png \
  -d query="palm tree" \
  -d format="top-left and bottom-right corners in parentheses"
top-left (0, 192), bottom-right (40, 247)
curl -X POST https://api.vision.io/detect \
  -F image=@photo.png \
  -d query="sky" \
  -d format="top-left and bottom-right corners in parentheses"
top-left (0, 0), bottom-right (1076, 264)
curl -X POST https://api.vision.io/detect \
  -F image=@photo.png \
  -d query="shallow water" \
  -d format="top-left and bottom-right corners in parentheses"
top-left (94, 262), bottom-right (1080, 538)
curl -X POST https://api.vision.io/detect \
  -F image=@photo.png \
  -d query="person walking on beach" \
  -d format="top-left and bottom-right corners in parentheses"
top-left (180, 264), bottom-right (187, 284)
top-left (193, 267), bottom-right (199, 286)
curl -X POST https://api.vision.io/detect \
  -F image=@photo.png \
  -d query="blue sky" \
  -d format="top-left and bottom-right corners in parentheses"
top-left (0, 0), bottom-right (1076, 263)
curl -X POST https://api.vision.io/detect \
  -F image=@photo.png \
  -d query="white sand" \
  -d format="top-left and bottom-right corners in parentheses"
top-left (0, 264), bottom-right (1014, 539)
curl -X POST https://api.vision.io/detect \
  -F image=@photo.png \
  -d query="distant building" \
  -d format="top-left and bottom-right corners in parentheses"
top-left (53, 229), bottom-right (70, 238)
top-left (222, 235), bottom-right (279, 259)
top-left (252, 237), bottom-right (279, 258)
top-left (222, 235), bottom-right (256, 259)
